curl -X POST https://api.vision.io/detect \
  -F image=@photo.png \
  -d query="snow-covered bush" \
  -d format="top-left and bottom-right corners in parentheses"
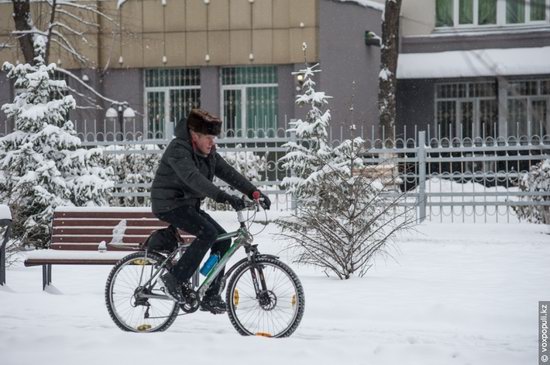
top-left (0, 36), bottom-right (113, 248)
top-left (101, 144), bottom-right (161, 207)
top-left (277, 58), bottom-right (412, 279)
top-left (277, 139), bottom-right (412, 279)
top-left (514, 159), bottom-right (550, 224)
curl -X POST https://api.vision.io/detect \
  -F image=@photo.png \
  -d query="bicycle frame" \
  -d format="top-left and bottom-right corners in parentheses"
top-left (137, 210), bottom-right (256, 301)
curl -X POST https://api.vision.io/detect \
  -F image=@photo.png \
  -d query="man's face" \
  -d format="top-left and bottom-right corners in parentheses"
top-left (191, 131), bottom-right (217, 155)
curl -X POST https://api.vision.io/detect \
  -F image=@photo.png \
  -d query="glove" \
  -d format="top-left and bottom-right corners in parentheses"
top-left (217, 191), bottom-right (246, 211)
top-left (250, 190), bottom-right (271, 210)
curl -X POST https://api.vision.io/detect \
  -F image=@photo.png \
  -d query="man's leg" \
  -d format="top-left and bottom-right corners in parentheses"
top-left (199, 210), bottom-right (231, 297)
top-left (157, 205), bottom-right (219, 285)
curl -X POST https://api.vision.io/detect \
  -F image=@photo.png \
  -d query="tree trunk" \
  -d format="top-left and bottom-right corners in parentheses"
top-left (378, 0), bottom-right (402, 143)
top-left (12, 0), bottom-right (34, 64)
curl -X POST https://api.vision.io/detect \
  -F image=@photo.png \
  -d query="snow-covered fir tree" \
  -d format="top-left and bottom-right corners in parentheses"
top-left (280, 59), bottom-right (332, 202)
top-left (0, 35), bottom-right (113, 248)
top-left (514, 159), bottom-right (550, 224)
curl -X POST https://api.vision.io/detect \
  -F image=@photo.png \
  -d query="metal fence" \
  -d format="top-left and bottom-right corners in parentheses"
top-left (365, 131), bottom-right (550, 223)
top-left (2, 118), bottom-right (549, 222)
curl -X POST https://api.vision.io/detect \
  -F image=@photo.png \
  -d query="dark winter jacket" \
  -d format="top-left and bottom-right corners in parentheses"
top-left (151, 118), bottom-right (257, 215)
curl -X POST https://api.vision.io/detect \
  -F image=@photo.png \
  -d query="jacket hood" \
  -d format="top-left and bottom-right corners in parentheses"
top-left (175, 117), bottom-right (191, 142)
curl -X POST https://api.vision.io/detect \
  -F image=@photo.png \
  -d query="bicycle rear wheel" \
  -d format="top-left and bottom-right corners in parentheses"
top-left (226, 257), bottom-right (305, 338)
top-left (105, 251), bottom-right (179, 332)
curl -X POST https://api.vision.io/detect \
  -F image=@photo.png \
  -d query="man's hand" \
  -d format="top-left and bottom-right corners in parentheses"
top-left (226, 195), bottom-right (246, 211)
top-left (217, 191), bottom-right (245, 211)
top-left (250, 190), bottom-right (271, 210)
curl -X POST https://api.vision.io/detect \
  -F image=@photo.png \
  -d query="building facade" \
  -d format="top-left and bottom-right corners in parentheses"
top-left (1, 0), bottom-right (548, 141)
top-left (0, 0), bottom-right (384, 140)
top-left (397, 0), bottom-right (550, 140)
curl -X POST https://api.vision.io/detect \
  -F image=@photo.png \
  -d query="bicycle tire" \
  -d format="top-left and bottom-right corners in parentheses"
top-left (225, 257), bottom-right (305, 338)
top-left (105, 251), bottom-right (179, 332)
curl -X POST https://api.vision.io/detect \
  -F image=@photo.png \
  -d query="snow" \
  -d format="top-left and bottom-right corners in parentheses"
top-left (338, 0), bottom-right (385, 11)
top-left (0, 204), bottom-right (11, 220)
top-left (379, 67), bottom-right (392, 81)
top-left (55, 206), bottom-right (152, 213)
top-left (397, 46), bottom-right (550, 79)
top-left (109, 219), bottom-right (127, 245)
top-left (24, 250), bottom-right (131, 261)
top-left (1, 210), bottom-right (548, 365)
top-left (116, 0), bottom-right (128, 9)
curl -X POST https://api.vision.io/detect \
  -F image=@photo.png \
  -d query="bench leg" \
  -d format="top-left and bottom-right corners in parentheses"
top-left (0, 244), bottom-right (5, 286)
top-left (42, 264), bottom-right (52, 290)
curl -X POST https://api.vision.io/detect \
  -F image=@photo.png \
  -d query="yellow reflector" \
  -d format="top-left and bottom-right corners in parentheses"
top-left (233, 289), bottom-right (240, 306)
top-left (136, 324), bottom-right (152, 332)
top-left (133, 259), bottom-right (150, 265)
top-left (291, 294), bottom-right (297, 306)
top-left (256, 332), bottom-right (272, 338)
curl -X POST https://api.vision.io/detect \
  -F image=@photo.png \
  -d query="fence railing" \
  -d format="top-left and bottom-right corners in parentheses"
top-left (2, 119), bottom-right (549, 222)
top-left (88, 128), bottom-right (550, 223)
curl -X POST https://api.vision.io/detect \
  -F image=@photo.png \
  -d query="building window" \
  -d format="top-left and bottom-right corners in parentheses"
top-left (507, 79), bottom-right (550, 137)
top-left (144, 68), bottom-right (201, 139)
top-left (221, 66), bottom-right (278, 138)
top-left (434, 81), bottom-right (498, 139)
top-left (436, 0), bottom-right (549, 28)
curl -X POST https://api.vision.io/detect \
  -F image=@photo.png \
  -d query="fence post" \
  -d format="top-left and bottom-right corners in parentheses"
top-left (289, 126), bottom-right (297, 212)
top-left (417, 131), bottom-right (427, 223)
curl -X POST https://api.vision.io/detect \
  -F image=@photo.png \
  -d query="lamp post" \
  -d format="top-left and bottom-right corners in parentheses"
top-left (105, 103), bottom-right (135, 141)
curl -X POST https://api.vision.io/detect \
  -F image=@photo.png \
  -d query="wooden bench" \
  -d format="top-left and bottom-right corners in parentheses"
top-left (24, 207), bottom-right (195, 290)
top-left (0, 204), bottom-right (12, 286)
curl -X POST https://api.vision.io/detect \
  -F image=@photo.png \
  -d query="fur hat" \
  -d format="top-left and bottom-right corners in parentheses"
top-left (187, 109), bottom-right (222, 136)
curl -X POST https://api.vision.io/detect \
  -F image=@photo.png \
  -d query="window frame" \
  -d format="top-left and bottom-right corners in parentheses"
top-left (220, 66), bottom-right (278, 138)
top-left (143, 68), bottom-right (201, 140)
top-left (434, 80), bottom-right (499, 139)
top-left (436, 0), bottom-right (550, 29)
top-left (434, 78), bottom-right (550, 139)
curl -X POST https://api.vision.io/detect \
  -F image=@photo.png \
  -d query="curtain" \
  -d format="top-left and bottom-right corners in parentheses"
top-left (531, 0), bottom-right (546, 21)
top-left (436, 0), bottom-right (454, 26)
top-left (478, 0), bottom-right (497, 24)
top-left (459, 0), bottom-right (474, 24)
top-left (506, 0), bottom-right (525, 23)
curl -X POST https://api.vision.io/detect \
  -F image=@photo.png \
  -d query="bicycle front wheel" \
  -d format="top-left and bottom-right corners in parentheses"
top-left (226, 257), bottom-right (305, 338)
top-left (105, 251), bottom-right (179, 332)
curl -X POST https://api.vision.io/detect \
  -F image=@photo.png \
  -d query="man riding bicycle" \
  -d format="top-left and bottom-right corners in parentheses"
top-left (151, 109), bottom-right (271, 314)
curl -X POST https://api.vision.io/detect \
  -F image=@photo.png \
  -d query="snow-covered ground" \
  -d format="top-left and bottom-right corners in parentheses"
top-left (1, 211), bottom-right (548, 365)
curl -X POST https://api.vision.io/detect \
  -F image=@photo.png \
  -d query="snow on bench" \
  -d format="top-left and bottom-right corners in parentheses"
top-left (24, 207), bottom-right (194, 289)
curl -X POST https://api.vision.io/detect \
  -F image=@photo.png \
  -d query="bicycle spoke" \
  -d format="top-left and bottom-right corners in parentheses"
top-left (227, 258), bottom-right (304, 337)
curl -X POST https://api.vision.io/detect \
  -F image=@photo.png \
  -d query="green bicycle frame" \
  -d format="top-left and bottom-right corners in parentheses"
top-left (197, 227), bottom-right (252, 297)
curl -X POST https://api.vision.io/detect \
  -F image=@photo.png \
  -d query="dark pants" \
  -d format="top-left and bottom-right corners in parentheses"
top-left (155, 204), bottom-right (231, 296)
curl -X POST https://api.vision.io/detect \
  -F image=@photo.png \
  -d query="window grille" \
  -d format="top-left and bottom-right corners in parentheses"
top-left (507, 79), bottom-right (550, 137)
top-left (435, 81), bottom-right (498, 139)
top-left (221, 66), bottom-right (278, 138)
top-left (144, 68), bottom-right (201, 139)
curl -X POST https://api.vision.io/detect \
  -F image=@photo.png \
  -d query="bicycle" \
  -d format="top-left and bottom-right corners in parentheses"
top-left (104, 200), bottom-right (305, 338)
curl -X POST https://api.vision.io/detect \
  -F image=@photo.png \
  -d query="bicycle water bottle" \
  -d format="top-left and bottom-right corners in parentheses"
top-left (200, 253), bottom-right (219, 276)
